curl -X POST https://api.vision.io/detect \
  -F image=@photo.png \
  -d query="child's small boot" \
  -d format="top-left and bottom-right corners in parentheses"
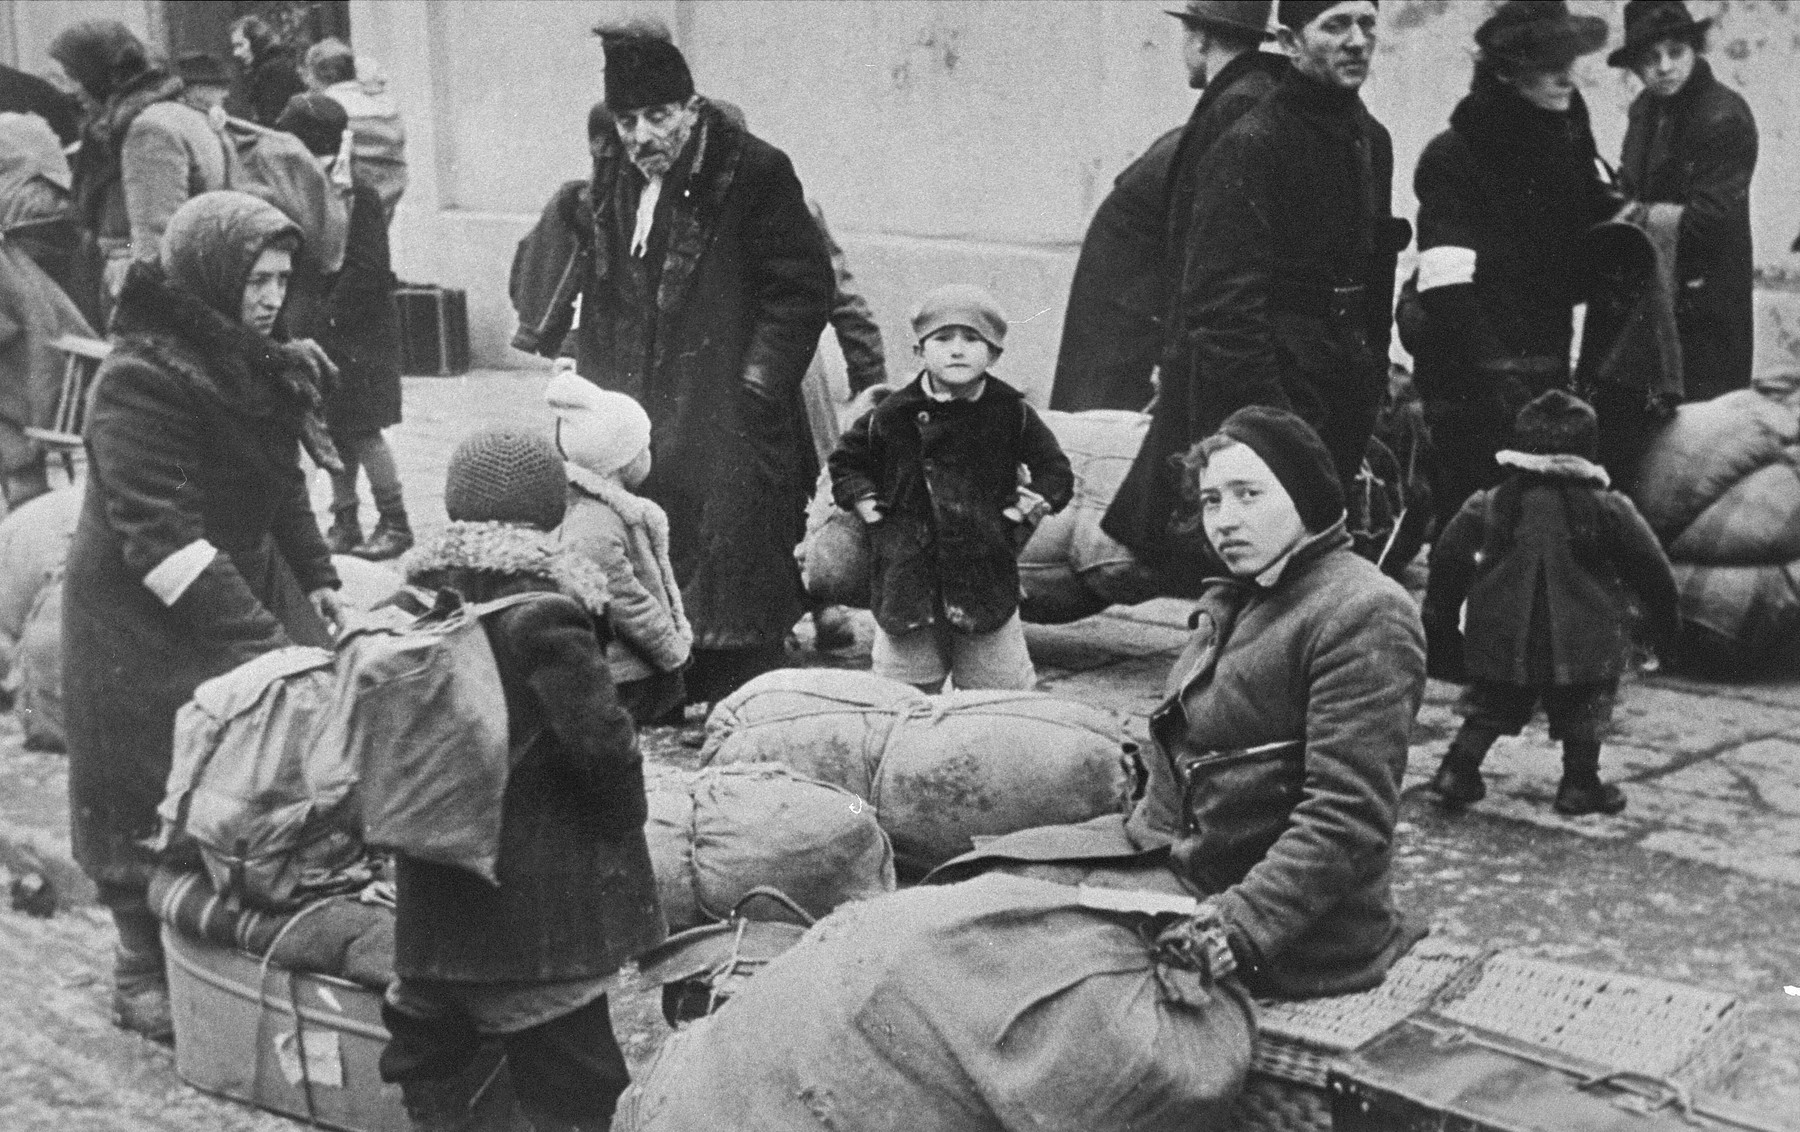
top-left (1428, 726), bottom-right (1495, 808)
top-left (325, 503), bottom-right (362, 554)
top-left (355, 507), bottom-right (415, 561)
top-left (1554, 739), bottom-right (1626, 815)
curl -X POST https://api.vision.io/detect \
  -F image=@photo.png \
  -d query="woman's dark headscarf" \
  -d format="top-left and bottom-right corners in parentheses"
top-left (160, 191), bottom-right (302, 320)
top-left (48, 20), bottom-right (150, 102)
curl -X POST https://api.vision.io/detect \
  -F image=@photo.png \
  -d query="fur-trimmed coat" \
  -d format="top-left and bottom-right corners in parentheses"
top-left (510, 100), bottom-right (833, 653)
top-left (63, 261), bottom-right (337, 887)
top-left (558, 468), bottom-right (692, 686)
top-left (397, 522), bottom-right (665, 983)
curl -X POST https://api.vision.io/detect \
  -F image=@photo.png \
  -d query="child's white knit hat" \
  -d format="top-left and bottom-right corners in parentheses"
top-left (544, 370), bottom-right (653, 476)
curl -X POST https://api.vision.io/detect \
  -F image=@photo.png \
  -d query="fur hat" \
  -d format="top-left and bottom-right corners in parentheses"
top-left (911, 284), bottom-right (1007, 351)
top-left (1217, 405), bottom-right (1346, 532)
top-left (601, 34), bottom-right (694, 114)
top-left (1476, 1), bottom-right (1608, 70)
top-left (1609, 0), bottom-right (1711, 69)
top-left (545, 371), bottom-right (652, 476)
top-left (1513, 389), bottom-right (1598, 459)
top-left (444, 428), bottom-right (568, 531)
top-left (1278, 0), bottom-right (1376, 32)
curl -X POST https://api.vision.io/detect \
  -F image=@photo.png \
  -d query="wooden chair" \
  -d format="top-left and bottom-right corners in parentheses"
top-left (24, 334), bottom-right (111, 483)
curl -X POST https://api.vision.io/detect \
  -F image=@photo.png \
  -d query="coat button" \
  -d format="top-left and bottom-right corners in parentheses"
top-left (917, 410), bottom-right (930, 424)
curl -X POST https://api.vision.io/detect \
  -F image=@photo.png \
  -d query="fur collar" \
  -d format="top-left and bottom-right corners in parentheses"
top-left (109, 261), bottom-right (342, 471)
top-left (565, 467), bottom-right (693, 644)
top-left (1495, 450), bottom-right (1611, 488)
top-left (402, 522), bottom-right (611, 617)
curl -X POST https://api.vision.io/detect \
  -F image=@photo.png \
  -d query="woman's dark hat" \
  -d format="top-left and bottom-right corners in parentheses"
top-left (1164, 1), bottom-right (1272, 38)
top-left (1608, 0), bottom-right (1711, 68)
top-left (1476, 0), bottom-right (1608, 70)
top-left (1513, 389), bottom-right (1598, 459)
top-left (1217, 405), bottom-right (1346, 533)
top-left (276, 92), bottom-right (349, 159)
top-left (601, 34), bottom-right (695, 114)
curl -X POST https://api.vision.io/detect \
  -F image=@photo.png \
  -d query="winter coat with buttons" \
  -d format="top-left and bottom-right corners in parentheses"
top-left (828, 374), bottom-right (1073, 637)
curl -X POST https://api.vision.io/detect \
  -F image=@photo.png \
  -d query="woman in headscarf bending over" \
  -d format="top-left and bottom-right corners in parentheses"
top-left (62, 191), bottom-right (344, 1041)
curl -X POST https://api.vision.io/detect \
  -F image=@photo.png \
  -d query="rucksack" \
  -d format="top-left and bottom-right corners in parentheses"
top-left (156, 591), bottom-right (554, 910)
top-left (213, 113), bottom-right (351, 273)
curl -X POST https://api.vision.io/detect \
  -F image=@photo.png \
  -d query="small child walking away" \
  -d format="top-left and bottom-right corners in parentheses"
top-left (387, 428), bottom-right (664, 1132)
top-left (1424, 390), bottom-right (1679, 816)
top-left (828, 284), bottom-right (1073, 692)
top-left (546, 371), bottom-right (693, 725)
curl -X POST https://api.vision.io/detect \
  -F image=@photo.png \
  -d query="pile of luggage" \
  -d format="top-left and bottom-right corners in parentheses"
top-left (1630, 373), bottom-right (1800, 670)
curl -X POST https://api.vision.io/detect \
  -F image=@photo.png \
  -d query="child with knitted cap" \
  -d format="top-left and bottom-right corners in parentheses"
top-left (546, 371), bottom-right (692, 723)
top-left (829, 284), bottom-right (1073, 691)
top-left (388, 427), bottom-right (663, 1132)
top-left (1424, 390), bottom-right (1679, 816)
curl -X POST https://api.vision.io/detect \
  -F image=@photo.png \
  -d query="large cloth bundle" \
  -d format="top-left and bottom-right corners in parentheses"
top-left (617, 874), bottom-right (1253, 1132)
top-left (1629, 380), bottom-right (1800, 663)
top-left (800, 408), bottom-right (1158, 623)
top-left (703, 669), bottom-right (1136, 877)
top-left (644, 763), bottom-right (896, 932)
top-left (0, 488), bottom-right (79, 749)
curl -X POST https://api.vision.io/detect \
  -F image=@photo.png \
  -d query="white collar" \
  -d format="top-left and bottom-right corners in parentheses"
top-left (1495, 449), bottom-right (1611, 487)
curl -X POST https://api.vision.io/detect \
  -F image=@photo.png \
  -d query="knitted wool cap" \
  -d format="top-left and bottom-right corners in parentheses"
top-left (1217, 405), bottom-right (1346, 532)
top-left (1513, 389), bottom-right (1598, 459)
top-left (545, 371), bottom-right (652, 476)
top-left (912, 284), bottom-right (1007, 350)
top-left (602, 34), bottom-right (695, 114)
top-left (1279, 0), bottom-right (1376, 32)
top-left (444, 428), bottom-right (568, 531)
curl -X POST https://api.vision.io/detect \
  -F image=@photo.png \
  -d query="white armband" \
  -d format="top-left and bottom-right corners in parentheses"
top-left (1417, 245), bottom-right (1477, 292)
top-left (143, 539), bottom-right (218, 607)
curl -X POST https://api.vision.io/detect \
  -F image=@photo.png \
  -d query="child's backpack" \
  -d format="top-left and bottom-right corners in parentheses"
top-left (156, 591), bottom-right (556, 910)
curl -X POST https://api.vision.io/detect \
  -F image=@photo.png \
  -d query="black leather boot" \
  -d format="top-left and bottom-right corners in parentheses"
top-left (1554, 739), bottom-right (1626, 815)
top-left (353, 509), bottom-right (414, 561)
top-left (1428, 726), bottom-right (1495, 808)
top-left (325, 504), bottom-right (362, 554)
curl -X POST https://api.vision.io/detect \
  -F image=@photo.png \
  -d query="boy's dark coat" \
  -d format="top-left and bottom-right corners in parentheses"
top-left (829, 375), bottom-right (1073, 636)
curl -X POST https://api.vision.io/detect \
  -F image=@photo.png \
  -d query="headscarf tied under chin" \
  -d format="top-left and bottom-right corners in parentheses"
top-left (159, 191), bottom-right (343, 473)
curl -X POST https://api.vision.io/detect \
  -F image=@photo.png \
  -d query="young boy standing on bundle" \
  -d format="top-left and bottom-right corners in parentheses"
top-left (1424, 390), bottom-right (1678, 816)
top-left (547, 371), bottom-right (693, 725)
top-left (829, 284), bottom-right (1073, 692)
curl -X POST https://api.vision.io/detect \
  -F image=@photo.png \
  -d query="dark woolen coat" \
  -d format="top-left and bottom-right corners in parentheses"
top-left (513, 101), bottom-right (833, 652)
top-left (63, 263), bottom-right (337, 888)
top-left (1126, 529), bottom-right (1427, 999)
top-left (225, 47), bottom-right (305, 127)
top-left (1050, 125), bottom-right (1181, 413)
top-left (397, 533), bottom-right (665, 983)
top-left (1620, 59), bottom-right (1757, 403)
top-left (1412, 74), bottom-right (1621, 521)
top-left (1105, 69), bottom-right (1404, 586)
top-left (1425, 462), bottom-right (1679, 688)
top-left (287, 183), bottom-right (402, 436)
top-left (829, 374), bottom-right (1073, 636)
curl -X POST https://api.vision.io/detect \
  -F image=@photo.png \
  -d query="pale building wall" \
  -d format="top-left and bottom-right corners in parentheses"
top-left (8, 0), bottom-right (1799, 392)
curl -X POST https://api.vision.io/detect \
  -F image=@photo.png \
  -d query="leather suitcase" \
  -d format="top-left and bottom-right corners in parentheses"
top-left (1329, 1013), bottom-right (1785, 1132)
top-left (395, 284), bottom-right (470, 376)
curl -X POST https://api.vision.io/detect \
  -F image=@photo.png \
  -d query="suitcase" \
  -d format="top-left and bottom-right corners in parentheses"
top-left (394, 284), bottom-right (470, 376)
top-left (162, 926), bottom-right (525, 1131)
top-left (1330, 1013), bottom-right (1786, 1131)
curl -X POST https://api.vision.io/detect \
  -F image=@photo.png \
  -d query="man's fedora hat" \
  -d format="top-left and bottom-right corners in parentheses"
top-left (1164, 0), bottom-right (1274, 39)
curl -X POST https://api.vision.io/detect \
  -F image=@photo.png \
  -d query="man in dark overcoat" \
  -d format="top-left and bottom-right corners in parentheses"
top-left (1105, 0), bottom-right (1406, 591)
top-left (1051, 0), bottom-right (1281, 415)
top-left (1612, 0), bottom-right (1758, 403)
top-left (514, 32), bottom-right (832, 706)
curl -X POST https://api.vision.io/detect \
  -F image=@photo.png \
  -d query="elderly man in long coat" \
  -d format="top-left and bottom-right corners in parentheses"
top-left (1104, 0), bottom-right (1406, 592)
top-left (512, 32), bottom-right (832, 706)
top-left (1051, 2), bottom-right (1282, 415)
